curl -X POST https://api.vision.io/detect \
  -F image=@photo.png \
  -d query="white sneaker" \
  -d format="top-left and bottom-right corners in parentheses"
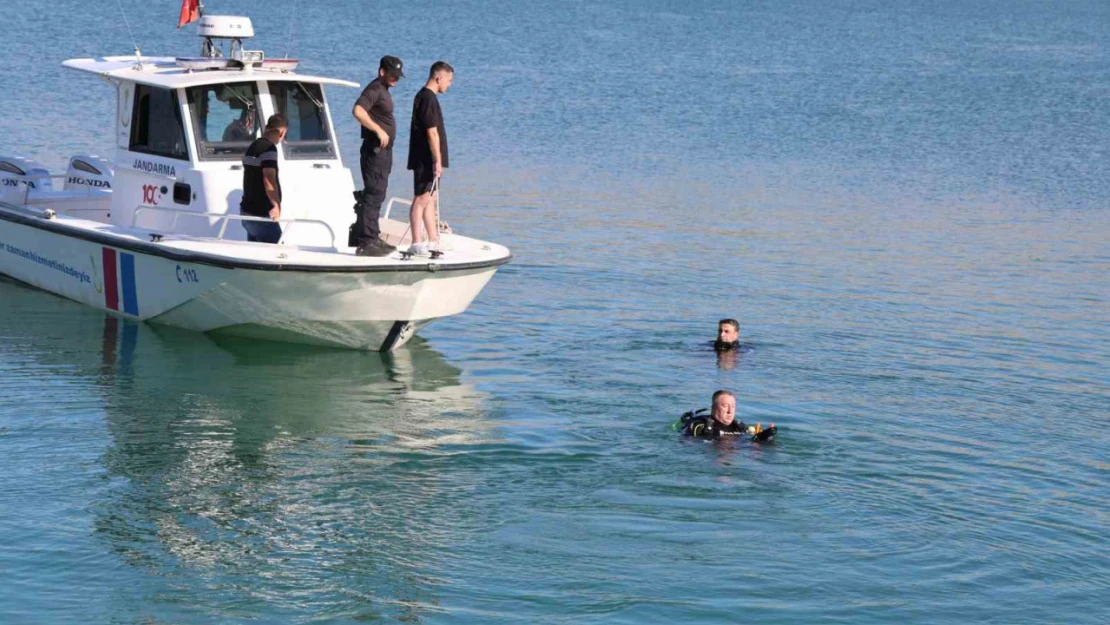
top-left (406, 242), bottom-right (427, 255)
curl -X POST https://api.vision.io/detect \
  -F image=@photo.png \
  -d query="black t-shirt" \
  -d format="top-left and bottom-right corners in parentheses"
top-left (354, 78), bottom-right (396, 149)
top-left (407, 87), bottom-right (448, 170)
top-left (241, 137), bottom-right (280, 217)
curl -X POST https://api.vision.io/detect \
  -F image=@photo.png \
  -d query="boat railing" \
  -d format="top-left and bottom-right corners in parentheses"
top-left (131, 204), bottom-right (339, 248)
top-left (383, 196), bottom-right (411, 220)
top-left (0, 184), bottom-right (28, 205)
top-left (59, 207), bottom-right (113, 217)
top-left (383, 195), bottom-right (454, 240)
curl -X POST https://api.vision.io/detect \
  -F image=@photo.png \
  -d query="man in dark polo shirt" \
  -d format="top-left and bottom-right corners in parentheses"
top-left (351, 55), bottom-right (404, 257)
top-left (406, 61), bottom-right (453, 255)
top-left (240, 114), bottom-right (288, 244)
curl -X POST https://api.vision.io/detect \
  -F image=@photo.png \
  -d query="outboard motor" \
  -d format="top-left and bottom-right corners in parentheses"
top-left (0, 156), bottom-right (53, 203)
top-left (63, 155), bottom-right (114, 191)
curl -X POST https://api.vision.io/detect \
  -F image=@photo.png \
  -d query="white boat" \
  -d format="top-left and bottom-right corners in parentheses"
top-left (0, 15), bottom-right (510, 351)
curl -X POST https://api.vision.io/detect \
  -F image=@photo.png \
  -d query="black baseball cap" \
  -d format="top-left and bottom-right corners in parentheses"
top-left (380, 55), bottom-right (404, 79)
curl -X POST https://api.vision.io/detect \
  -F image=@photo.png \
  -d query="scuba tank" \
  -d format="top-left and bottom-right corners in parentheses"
top-left (672, 408), bottom-right (711, 431)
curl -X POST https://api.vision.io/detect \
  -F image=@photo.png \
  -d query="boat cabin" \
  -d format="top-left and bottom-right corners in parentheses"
top-left (43, 16), bottom-right (359, 248)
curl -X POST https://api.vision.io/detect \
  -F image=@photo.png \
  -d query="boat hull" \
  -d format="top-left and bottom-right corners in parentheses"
top-left (0, 210), bottom-right (502, 351)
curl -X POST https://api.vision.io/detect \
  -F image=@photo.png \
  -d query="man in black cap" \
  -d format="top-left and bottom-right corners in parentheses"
top-left (351, 55), bottom-right (404, 257)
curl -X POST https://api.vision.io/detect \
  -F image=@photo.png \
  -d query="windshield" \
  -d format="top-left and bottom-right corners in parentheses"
top-left (269, 82), bottom-right (336, 159)
top-left (185, 82), bottom-right (261, 160)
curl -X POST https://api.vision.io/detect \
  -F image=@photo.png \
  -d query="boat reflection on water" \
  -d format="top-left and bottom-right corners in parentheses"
top-left (121, 321), bottom-right (496, 448)
top-left (2, 276), bottom-right (497, 620)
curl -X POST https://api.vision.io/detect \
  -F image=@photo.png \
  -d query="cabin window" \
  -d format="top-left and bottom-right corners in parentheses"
top-left (269, 82), bottom-right (336, 159)
top-left (185, 83), bottom-right (262, 160)
top-left (129, 85), bottom-right (189, 161)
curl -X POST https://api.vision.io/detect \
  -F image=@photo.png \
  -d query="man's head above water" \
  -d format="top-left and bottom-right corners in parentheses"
top-left (715, 318), bottom-right (740, 350)
top-left (710, 390), bottom-right (737, 426)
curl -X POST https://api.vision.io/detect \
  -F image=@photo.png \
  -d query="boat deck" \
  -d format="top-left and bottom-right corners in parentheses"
top-left (1, 203), bottom-right (511, 272)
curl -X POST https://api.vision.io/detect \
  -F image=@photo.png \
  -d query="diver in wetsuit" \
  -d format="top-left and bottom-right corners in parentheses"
top-left (714, 318), bottom-right (741, 351)
top-left (678, 390), bottom-right (776, 441)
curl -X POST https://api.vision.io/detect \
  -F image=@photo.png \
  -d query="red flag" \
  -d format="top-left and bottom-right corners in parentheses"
top-left (177, 0), bottom-right (200, 29)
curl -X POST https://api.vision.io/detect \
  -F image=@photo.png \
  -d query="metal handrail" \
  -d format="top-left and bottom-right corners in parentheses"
top-left (60, 207), bottom-right (112, 216)
top-left (0, 185), bottom-right (28, 205)
top-left (383, 196), bottom-right (411, 221)
top-left (0, 198), bottom-right (51, 219)
top-left (131, 204), bottom-right (338, 248)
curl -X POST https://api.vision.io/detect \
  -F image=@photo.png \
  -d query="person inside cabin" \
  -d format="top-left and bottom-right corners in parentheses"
top-left (239, 114), bottom-right (288, 244)
top-left (223, 106), bottom-right (256, 142)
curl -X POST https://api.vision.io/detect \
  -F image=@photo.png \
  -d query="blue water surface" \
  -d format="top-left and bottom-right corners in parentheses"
top-left (1, 0), bottom-right (1107, 623)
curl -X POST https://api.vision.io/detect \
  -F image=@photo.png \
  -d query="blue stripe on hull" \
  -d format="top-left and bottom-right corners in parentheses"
top-left (120, 253), bottom-right (139, 315)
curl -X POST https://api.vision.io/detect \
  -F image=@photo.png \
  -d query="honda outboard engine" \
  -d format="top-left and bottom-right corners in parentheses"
top-left (63, 155), bottom-right (114, 191)
top-left (0, 156), bottom-right (53, 202)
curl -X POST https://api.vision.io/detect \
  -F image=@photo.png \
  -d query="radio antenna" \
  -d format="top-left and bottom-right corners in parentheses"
top-left (285, 0), bottom-right (299, 58)
top-left (114, 0), bottom-right (143, 67)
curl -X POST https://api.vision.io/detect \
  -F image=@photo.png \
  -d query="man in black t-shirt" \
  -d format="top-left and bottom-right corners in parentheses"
top-left (405, 61), bottom-right (454, 255)
top-left (351, 55), bottom-right (405, 257)
top-left (240, 114), bottom-right (288, 244)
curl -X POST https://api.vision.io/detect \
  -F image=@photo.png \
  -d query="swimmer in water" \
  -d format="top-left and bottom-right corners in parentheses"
top-left (714, 318), bottom-right (740, 351)
top-left (677, 389), bottom-right (776, 441)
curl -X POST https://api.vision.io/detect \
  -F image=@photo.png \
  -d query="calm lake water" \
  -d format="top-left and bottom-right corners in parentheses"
top-left (1, 0), bottom-right (1108, 623)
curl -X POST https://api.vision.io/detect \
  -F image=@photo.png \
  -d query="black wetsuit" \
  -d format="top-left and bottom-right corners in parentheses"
top-left (679, 410), bottom-right (777, 441)
top-left (714, 340), bottom-right (740, 351)
top-left (683, 415), bottom-right (746, 439)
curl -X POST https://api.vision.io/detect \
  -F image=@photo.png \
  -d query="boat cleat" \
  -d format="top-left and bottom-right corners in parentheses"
top-left (399, 250), bottom-right (444, 261)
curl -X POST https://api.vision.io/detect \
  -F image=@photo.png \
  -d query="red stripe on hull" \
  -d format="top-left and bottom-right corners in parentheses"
top-left (102, 247), bottom-right (119, 311)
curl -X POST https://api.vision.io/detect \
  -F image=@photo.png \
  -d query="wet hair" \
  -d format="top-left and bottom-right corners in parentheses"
top-left (265, 113), bottom-right (288, 131)
top-left (429, 61), bottom-right (454, 78)
top-left (718, 318), bottom-right (739, 332)
top-left (712, 389), bottom-right (735, 404)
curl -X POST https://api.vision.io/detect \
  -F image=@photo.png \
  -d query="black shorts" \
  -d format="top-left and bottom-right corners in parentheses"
top-left (412, 166), bottom-right (436, 196)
